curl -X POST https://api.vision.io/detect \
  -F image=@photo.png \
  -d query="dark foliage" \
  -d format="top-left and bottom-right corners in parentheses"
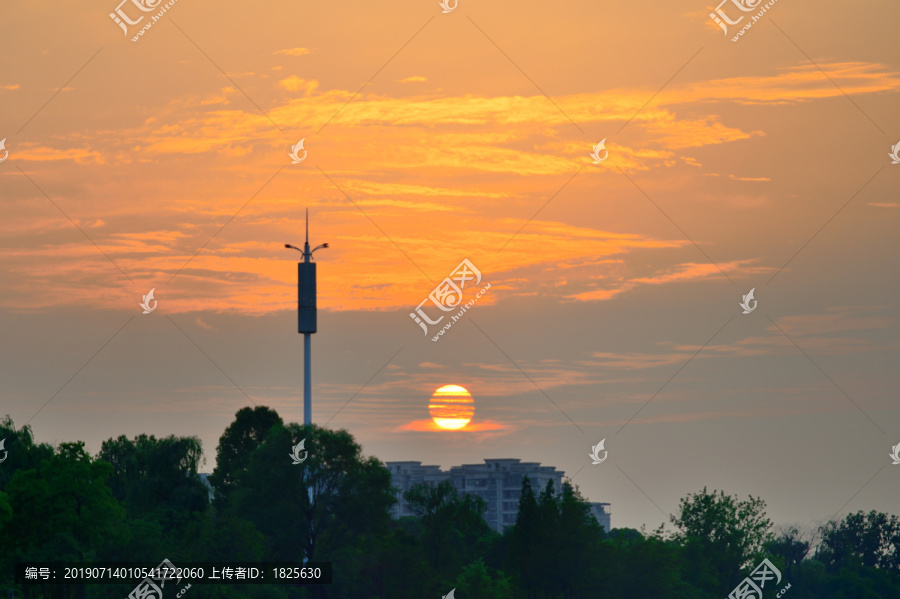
top-left (1, 412), bottom-right (898, 598)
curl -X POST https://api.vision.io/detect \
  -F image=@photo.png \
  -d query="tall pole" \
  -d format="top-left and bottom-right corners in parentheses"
top-left (303, 331), bottom-right (311, 425)
top-left (302, 214), bottom-right (312, 427)
top-left (285, 209), bottom-right (328, 426)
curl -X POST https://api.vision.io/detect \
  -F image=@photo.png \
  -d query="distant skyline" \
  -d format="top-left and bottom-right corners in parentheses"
top-left (1, 0), bottom-right (899, 532)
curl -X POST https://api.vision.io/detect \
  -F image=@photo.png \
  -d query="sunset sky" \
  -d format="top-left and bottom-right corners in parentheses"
top-left (1, 0), bottom-right (899, 532)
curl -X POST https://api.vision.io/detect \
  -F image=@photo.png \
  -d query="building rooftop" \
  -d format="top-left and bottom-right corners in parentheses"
top-left (385, 458), bottom-right (609, 532)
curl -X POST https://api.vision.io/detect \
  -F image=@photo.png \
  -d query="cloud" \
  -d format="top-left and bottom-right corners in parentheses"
top-left (278, 76), bottom-right (319, 95)
top-left (729, 175), bottom-right (770, 182)
top-left (340, 180), bottom-right (509, 199)
top-left (10, 145), bottom-right (105, 164)
top-left (566, 260), bottom-right (768, 303)
top-left (274, 48), bottom-right (311, 56)
top-left (397, 419), bottom-right (507, 432)
top-left (6, 57), bottom-right (897, 314)
top-left (586, 307), bottom-right (897, 371)
top-left (767, 309), bottom-right (896, 338)
top-left (673, 61), bottom-right (900, 106)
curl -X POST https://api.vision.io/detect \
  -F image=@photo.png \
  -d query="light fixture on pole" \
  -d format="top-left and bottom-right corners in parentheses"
top-left (285, 209), bottom-right (328, 425)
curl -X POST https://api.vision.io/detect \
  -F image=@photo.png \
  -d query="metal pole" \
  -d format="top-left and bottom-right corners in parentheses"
top-left (303, 332), bottom-right (311, 425)
top-left (285, 208), bottom-right (327, 427)
top-left (303, 213), bottom-right (311, 427)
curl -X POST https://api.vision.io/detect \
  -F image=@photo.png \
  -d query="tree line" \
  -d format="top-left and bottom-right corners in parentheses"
top-left (1, 410), bottom-right (898, 598)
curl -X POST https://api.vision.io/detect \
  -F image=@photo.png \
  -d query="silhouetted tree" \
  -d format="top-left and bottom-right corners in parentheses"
top-left (229, 423), bottom-right (396, 598)
top-left (453, 558), bottom-right (513, 599)
top-left (97, 433), bottom-right (208, 520)
top-left (4, 411), bottom-right (900, 599)
top-left (208, 406), bottom-right (283, 504)
top-left (404, 479), bottom-right (493, 587)
top-left (0, 415), bottom-right (54, 488)
top-left (766, 525), bottom-right (813, 571)
top-left (670, 487), bottom-right (773, 592)
top-left (506, 475), bottom-right (542, 597)
top-left (817, 510), bottom-right (900, 572)
top-left (554, 481), bottom-right (606, 598)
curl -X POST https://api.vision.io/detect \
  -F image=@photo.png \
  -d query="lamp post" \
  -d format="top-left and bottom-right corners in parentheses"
top-left (285, 210), bottom-right (328, 425)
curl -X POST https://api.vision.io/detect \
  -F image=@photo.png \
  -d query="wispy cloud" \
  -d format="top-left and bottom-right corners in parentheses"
top-left (274, 47), bottom-right (311, 56)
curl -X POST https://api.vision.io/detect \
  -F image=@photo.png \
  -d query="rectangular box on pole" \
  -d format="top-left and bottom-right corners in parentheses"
top-left (298, 262), bottom-right (317, 334)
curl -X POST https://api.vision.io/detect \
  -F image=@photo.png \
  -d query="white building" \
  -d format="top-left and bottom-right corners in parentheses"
top-left (385, 460), bottom-right (449, 519)
top-left (589, 502), bottom-right (612, 533)
top-left (386, 458), bottom-right (610, 533)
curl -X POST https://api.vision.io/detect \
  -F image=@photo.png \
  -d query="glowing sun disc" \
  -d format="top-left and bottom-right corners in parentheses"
top-left (429, 385), bottom-right (474, 430)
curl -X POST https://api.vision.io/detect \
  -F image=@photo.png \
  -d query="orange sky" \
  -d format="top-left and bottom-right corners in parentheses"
top-left (1, 2), bottom-right (897, 316)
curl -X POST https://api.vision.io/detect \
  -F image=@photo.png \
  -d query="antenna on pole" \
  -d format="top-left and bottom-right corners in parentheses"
top-left (284, 210), bottom-right (329, 425)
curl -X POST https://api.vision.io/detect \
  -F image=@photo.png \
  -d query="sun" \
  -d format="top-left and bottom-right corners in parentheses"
top-left (429, 385), bottom-right (474, 430)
